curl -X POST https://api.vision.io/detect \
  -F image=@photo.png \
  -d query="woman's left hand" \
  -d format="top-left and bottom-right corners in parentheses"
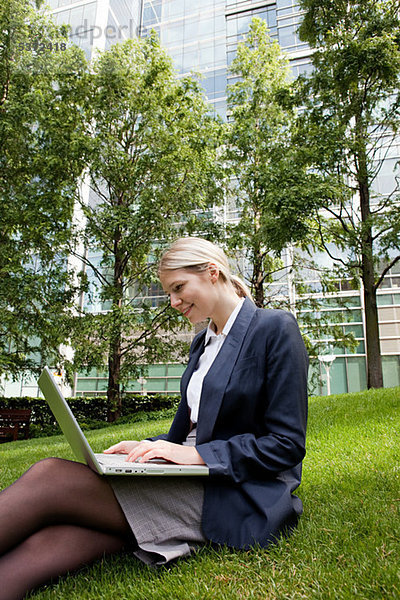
top-left (124, 440), bottom-right (206, 465)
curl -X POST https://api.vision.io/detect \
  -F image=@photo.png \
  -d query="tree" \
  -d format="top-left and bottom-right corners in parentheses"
top-left (69, 35), bottom-right (223, 418)
top-left (0, 0), bottom-right (88, 380)
top-left (296, 0), bottom-right (400, 388)
top-left (223, 18), bottom-right (358, 376)
top-left (224, 18), bottom-right (317, 308)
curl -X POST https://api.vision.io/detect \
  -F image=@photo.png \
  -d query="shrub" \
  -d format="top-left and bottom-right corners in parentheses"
top-left (0, 394), bottom-right (180, 438)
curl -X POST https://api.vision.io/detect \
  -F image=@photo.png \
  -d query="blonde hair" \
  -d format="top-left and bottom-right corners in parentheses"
top-left (158, 237), bottom-right (253, 301)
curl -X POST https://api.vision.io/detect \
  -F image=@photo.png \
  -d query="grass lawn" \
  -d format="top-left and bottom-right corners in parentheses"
top-left (0, 387), bottom-right (399, 599)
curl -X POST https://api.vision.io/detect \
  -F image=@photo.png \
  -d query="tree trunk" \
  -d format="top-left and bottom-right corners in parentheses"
top-left (359, 179), bottom-right (383, 388)
top-left (107, 340), bottom-right (121, 421)
top-left (252, 208), bottom-right (265, 308)
top-left (253, 248), bottom-right (265, 308)
top-left (107, 225), bottom-right (124, 421)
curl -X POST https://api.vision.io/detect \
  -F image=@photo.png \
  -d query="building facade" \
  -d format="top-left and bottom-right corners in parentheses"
top-left (3, 0), bottom-right (399, 397)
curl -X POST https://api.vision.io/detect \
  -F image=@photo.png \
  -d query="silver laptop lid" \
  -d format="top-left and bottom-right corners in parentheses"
top-left (38, 367), bottom-right (103, 474)
top-left (38, 367), bottom-right (209, 476)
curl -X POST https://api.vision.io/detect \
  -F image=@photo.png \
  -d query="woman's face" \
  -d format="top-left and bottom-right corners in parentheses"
top-left (160, 267), bottom-right (218, 324)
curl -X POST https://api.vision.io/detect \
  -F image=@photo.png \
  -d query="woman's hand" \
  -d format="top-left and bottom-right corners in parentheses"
top-left (103, 440), bottom-right (140, 455)
top-left (106, 439), bottom-right (205, 465)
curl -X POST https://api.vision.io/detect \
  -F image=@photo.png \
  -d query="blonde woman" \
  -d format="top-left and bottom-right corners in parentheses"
top-left (0, 238), bottom-right (308, 600)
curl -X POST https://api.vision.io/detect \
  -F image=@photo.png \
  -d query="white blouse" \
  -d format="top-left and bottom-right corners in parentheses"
top-left (186, 298), bottom-right (245, 424)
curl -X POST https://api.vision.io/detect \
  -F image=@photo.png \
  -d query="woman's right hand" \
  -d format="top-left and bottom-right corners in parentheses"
top-left (103, 441), bottom-right (140, 455)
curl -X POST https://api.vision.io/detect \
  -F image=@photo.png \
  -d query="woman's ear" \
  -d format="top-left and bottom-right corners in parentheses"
top-left (207, 263), bottom-right (219, 283)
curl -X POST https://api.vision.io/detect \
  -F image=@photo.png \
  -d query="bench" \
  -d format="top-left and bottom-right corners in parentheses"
top-left (0, 409), bottom-right (32, 442)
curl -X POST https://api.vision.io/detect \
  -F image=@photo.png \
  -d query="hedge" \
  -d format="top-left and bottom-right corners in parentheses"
top-left (0, 394), bottom-right (180, 439)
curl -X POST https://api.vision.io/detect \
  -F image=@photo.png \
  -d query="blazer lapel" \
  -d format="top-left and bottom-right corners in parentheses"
top-left (196, 298), bottom-right (256, 444)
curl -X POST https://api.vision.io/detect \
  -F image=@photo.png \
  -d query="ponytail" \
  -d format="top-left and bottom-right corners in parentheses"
top-left (230, 274), bottom-right (253, 301)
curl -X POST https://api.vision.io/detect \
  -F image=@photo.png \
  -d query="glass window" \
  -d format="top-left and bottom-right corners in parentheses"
top-left (143, 0), bottom-right (162, 26)
top-left (277, 0), bottom-right (301, 10)
top-left (166, 379), bottom-right (181, 392)
top-left (278, 7), bottom-right (293, 16)
top-left (379, 276), bottom-right (392, 289)
top-left (198, 43), bottom-right (214, 67)
top-left (183, 49), bottom-right (198, 72)
top-left (83, 2), bottom-right (97, 28)
top-left (149, 364), bottom-right (167, 377)
top-left (167, 364), bottom-right (185, 376)
top-left (267, 7), bottom-right (277, 28)
top-left (126, 380), bottom-right (141, 392)
top-left (226, 17), bottom-right (237, 38)
top-left (379, 307), bottom-right (397, 321)
top-left (329, 357), bottom-right (348, 395)
top-left (278, 23), bottom-right (296, 48)
top-left (105, 12), bottom-right (118, 48)
top-left (214, 70), bottom-right (227, 95)
top-left (202, 74), bottom-right (215, 97)
top-left (382, 356), bottom-right (400, 388)
top-left (371, 157), bottom-right (399, 195)
top-left (390, 259), bottom-right (400, 275)
top-left (344, 324), bottom-right (364, 337)
top-left (169, 0), bottom-right (185, 18)
top-left (198, 17), bottom-right (214, 39)
top-left (297, 62), bottom-right (313, 76)
top-left (185, 18), bottom-right (198, 39)
top-left (344, 296), bottom-right (362, 307)
top-left (96, 379), bottom-right (108, 392)
top-left (227, 49), bottom-right (236, 66)
top-left (147, 378), bottom-right (166, 392)
top-left (188, 0), bottom-right (214, 14)
top-left (214, 41), bottom-right (226, 66)
top-left (237, 14), bottom-right (253, 35)
top-left (54, 9), bottom-right (70, 27)
top-left (354, 340), bottom-right (365, 354)
top-left (169, 49), bottom-right (183, 71)
top-left (76, 379), bottom-right (97, 392)
top-left (380, 322), bottom-right (400, 337)
top-left (213, 99), bottom-right (227, 120)
top-left (215, 14), bottom-right (225, 34)
top-left (377, 294), bottom-right (394, 306)
top-left (164, 25), bottom-right (183, 44)
top-left (381, 339), bottom-right (400, 353)
top-left (347, 309), bottom-right (363, 322)
top-left (143, 5), bottom-right (155, 25)
top-left (346, 357), bottom-right (367, 392)
top-left (69, 6), bottom-right (84, 31)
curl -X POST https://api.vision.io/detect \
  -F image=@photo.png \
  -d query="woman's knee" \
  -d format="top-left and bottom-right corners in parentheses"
top-left (25, 458), bottom-right (95, 492)
top-left (26, 457), bottom-right (75, 480)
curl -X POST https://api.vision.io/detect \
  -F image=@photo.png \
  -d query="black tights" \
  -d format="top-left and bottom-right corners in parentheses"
top-left (0, 458), bottom-right (136, 600)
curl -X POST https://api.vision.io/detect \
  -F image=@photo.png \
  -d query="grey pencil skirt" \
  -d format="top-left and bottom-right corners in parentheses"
top-left (108, 429), bottom-right (207, 566)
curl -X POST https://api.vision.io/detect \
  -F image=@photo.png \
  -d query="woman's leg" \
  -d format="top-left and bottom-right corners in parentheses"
top-left (0, 457), bottom-right (133, 555)
top-left (0, 525), bottom-right (126, 600)
top-left (0, 457), bottom-right (136, 599)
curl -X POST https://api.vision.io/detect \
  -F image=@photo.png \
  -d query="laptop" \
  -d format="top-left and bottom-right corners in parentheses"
top-left (38, 367), bottom-right (209, 477)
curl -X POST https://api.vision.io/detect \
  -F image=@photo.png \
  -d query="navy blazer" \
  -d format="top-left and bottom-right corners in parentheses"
top-left (155, 298), bottom-right (308, 549)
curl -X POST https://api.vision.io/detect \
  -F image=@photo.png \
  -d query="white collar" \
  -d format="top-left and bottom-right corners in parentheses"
top-left (205, 297), bottom-right (245, 345)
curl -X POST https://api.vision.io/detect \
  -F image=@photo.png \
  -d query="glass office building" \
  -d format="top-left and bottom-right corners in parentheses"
top-left (3, 0), bottom-right (398, 397)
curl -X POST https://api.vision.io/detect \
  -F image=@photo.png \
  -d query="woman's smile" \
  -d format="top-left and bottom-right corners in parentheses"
top-left (182, 304), bottom-right (193, 318)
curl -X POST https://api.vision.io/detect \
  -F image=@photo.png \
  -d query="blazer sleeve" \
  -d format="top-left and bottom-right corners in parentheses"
top-left (196, 311), bottom-right (308, 483)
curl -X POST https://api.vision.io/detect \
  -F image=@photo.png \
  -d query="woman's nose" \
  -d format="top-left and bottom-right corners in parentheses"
top-left (170, 293), bottom-right (181, 308)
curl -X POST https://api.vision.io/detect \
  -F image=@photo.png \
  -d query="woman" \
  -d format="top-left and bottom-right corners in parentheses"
top-left (0, 237), bottom-right (308, 599)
